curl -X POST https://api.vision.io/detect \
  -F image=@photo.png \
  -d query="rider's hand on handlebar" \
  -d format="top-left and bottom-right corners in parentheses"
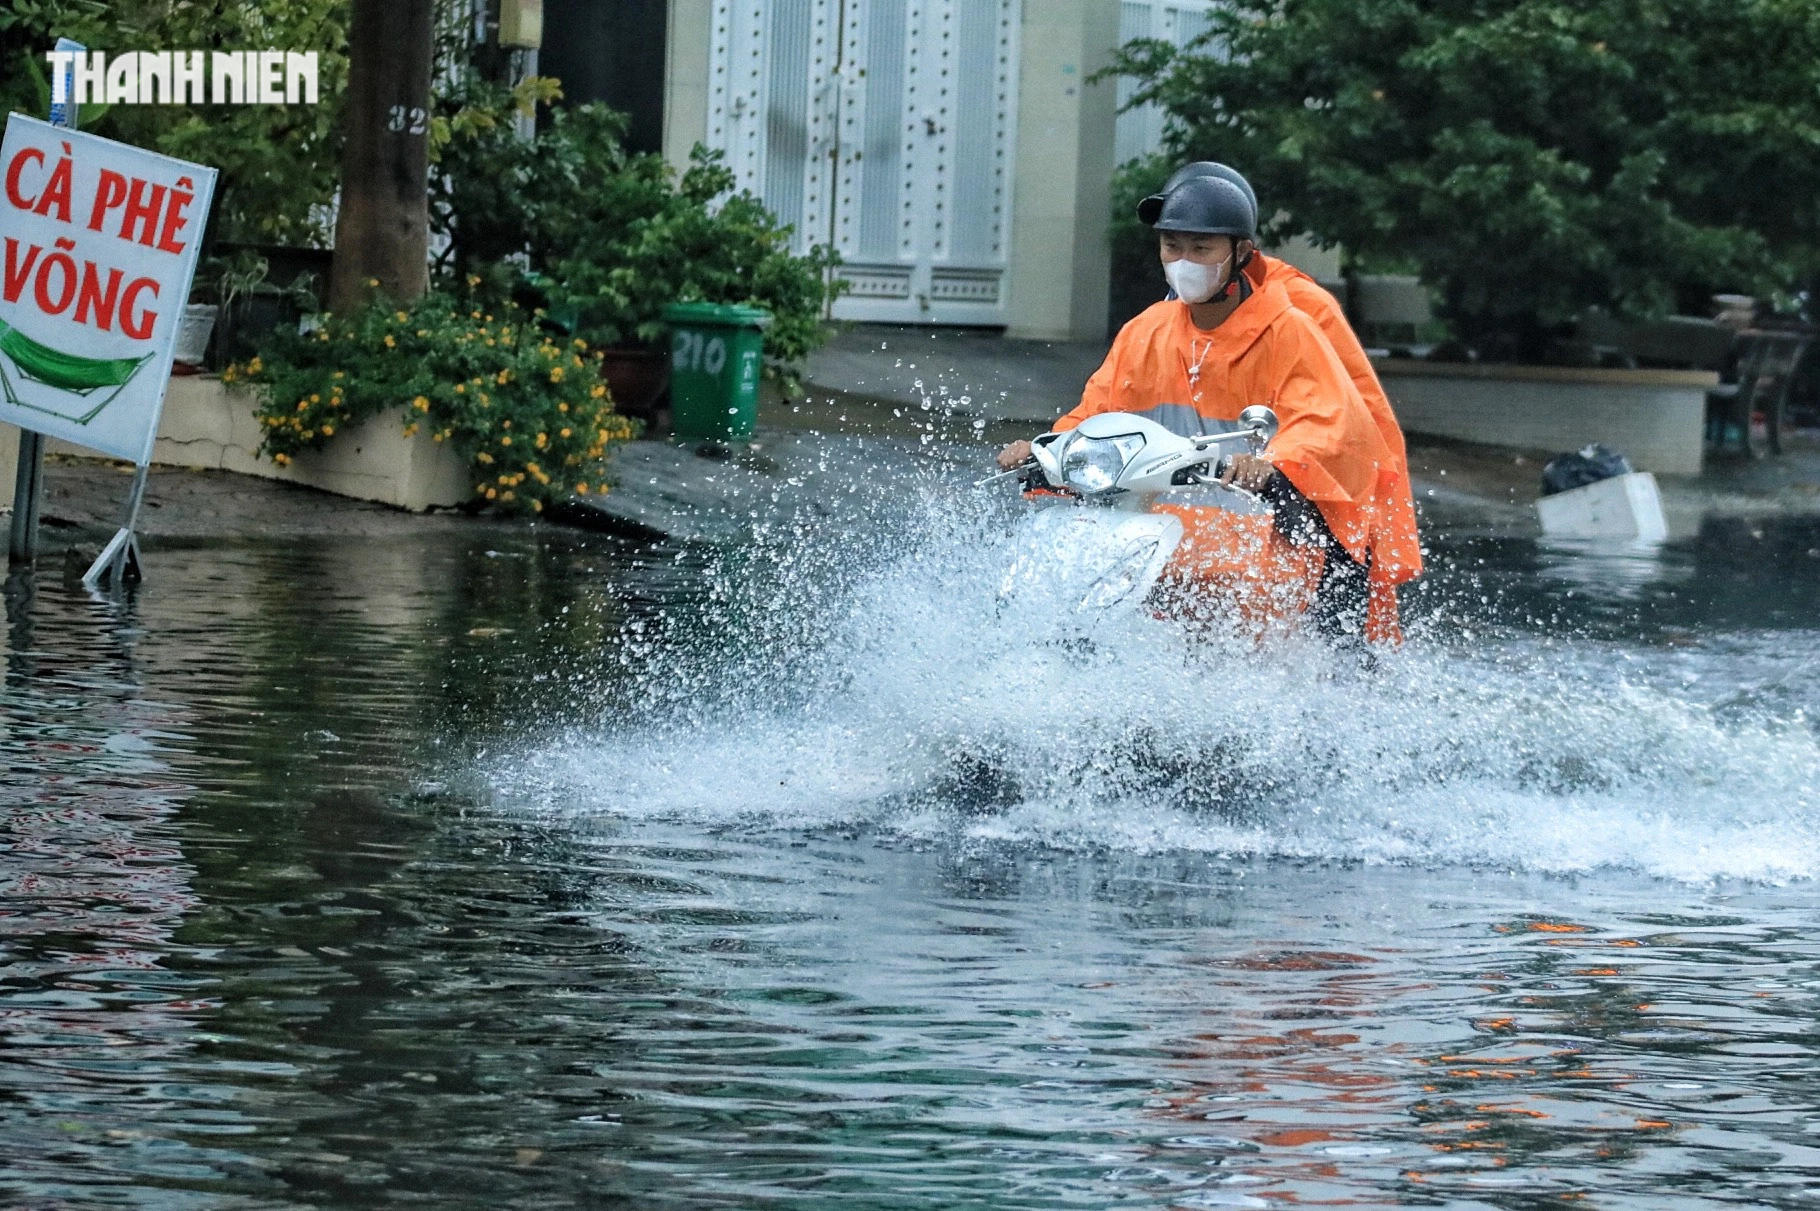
top-left (1218, 452), bottom-right (1275, 491)
top-left (996, 440), bottom-right (1033, 471)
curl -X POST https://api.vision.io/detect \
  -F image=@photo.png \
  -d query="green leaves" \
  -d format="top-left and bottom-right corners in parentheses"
top-left (1, 0), bottom-right (349, 247)
top-left (431, 95), bottom-right (842, 381)
top-left (234, 288), bottom-right (638, 514)
top-left (1113, 0), bottom-right (1820, 356)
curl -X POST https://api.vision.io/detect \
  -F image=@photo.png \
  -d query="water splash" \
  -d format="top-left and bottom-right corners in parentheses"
top-left (497, 475), bottom-right (1820, 884)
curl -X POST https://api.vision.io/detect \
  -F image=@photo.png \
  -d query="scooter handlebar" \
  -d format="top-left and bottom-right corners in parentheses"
top-left (974, 458), bottom-right (1037, 488)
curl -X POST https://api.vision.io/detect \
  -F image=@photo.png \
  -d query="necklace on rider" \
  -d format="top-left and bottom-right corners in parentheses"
top-left (1185, 338), bottom-right (1215, 402)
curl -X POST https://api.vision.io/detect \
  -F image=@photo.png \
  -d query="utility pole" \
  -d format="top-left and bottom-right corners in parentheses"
top-left (329, 0), bottom-right (434, 312)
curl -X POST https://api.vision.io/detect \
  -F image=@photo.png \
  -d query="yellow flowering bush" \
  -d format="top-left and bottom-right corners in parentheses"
top-left (229, 288), bottom-right (638, 513)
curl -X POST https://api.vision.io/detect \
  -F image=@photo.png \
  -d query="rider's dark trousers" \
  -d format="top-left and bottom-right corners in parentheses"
top-left (1259, 472), bottom-right (1370, 645)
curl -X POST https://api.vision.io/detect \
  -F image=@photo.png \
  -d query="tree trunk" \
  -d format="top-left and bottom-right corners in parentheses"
top-left (329, 0), bottom-right (433, 313)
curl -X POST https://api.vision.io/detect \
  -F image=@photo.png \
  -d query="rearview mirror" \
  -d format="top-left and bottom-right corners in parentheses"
top-left (1238, 405), bottom-right (1279, 448)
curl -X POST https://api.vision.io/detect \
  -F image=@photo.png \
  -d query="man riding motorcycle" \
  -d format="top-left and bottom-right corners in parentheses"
top-left (1144, 163), bottom-right (1423, 620)
top-left (997, 169), bottom-right (1422, 645)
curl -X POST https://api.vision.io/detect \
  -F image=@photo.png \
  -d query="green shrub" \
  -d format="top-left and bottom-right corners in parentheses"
top-left (228, 286), bottom-right (638, 514)
top-left (432, 93), bottom-right (843, 386)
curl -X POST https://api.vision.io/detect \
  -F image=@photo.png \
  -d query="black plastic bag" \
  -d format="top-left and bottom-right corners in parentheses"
top-left (1540, 444), bottom-right (1633, 497)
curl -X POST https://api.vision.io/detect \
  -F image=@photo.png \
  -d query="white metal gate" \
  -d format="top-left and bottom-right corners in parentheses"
top-left (707, 0), bottom-right (1021, 325)
top-left (1113, 1), bottom-right (1222, 167)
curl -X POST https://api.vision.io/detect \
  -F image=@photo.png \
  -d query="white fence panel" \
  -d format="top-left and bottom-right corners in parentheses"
top-left (707, 0), bottom-right (1020, 325)
top-left (1113, 0), bottom-right (1225, 168)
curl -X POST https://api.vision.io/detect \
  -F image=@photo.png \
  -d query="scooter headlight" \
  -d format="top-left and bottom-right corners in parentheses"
top-left (1061, 433), bottom-right (1145, 495)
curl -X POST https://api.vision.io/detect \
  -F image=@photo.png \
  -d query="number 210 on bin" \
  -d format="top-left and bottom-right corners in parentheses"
top-left (672, 329), bottom-right (726, 375)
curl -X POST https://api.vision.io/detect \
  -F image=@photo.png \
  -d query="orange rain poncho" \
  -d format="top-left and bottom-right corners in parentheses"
top-left (1248, 253), bottom-right (1423, 588)
top-left (1055, 275), bottom-right (1421, 642)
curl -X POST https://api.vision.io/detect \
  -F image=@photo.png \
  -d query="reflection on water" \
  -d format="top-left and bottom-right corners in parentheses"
top-left (1422, 513), bottom-right (1820, 636)
top-left (0, 506), bottom-right (1819, 1207)
top-left (0, 576), bottom-right (210, 1206)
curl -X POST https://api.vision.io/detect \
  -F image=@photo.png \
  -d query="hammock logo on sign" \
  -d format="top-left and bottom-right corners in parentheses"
top-left (0, 113), bottom-right (215, 463)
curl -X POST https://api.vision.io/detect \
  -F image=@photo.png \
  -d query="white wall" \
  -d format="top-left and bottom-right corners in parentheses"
top-left (1380, 363), bottom-right (1711, 475)
top-left (4, 381), bottom-right (469, 515)
top-left (660, 0), bottom-right (1138, 340)
top-left (663, 0), bottom-right (713, 173)
top-left (1004, 0), bottom-right (1120, 340)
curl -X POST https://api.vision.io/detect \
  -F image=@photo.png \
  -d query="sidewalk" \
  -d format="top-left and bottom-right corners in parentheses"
top-left (804, 324), bottom-right (1109, 422)
top-left (6, 455), bottom-right (493, 558)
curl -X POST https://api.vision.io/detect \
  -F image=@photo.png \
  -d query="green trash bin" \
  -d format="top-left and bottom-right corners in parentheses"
top-left (664, 302), bottom-right (770, 441)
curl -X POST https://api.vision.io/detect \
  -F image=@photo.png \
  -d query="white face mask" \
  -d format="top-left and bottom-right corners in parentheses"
top-left (1164, 254), bottom-right (1230, 304)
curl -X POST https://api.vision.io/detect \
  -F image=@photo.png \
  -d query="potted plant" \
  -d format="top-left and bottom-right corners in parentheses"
top-left (171, 300), bottom-right (218, 372)
top-left (431, 93), bottom-right (844, 427)
top-left (229, 285), bottom-right (639, 514)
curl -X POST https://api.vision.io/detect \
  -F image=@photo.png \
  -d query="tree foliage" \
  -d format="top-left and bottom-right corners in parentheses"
top-left (1111, 0), bottom-right (1820, 358)
top-left (7, 2), bottom-right (838, 380)
top-left (432, 88), bottom-right (842, 379)
top-left (3, 0), bottom-right (350, 247)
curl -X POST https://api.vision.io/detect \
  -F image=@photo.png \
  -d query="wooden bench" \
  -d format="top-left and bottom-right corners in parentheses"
top-left (1706, 329), bottom-right (1812, 456)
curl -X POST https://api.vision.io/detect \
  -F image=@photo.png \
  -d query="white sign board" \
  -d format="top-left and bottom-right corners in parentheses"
top-left (0, 113), bottom-right (215, 464)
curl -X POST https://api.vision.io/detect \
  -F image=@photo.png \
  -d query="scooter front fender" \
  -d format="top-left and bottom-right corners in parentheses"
top-left (998, 506), bottom-right (1184, 617)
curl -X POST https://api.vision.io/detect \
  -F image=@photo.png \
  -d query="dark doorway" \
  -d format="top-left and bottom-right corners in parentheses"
top-left (539, 0), bottom-right (668, 155)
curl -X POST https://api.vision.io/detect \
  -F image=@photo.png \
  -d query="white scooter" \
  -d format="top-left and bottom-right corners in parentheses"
top-left (985, 405), bottom-right (1283, 620)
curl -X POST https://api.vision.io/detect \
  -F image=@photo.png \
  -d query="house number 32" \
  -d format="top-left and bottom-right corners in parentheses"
top-left (387, 106), bottom-right (428, 134)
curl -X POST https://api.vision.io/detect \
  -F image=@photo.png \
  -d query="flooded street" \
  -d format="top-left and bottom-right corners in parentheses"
top-left (5, 458), bottom-right (1820, 1208)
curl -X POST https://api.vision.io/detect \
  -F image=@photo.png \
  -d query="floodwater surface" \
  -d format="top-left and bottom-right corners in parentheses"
top-left (5, 469), bottom-right (1820, 1209)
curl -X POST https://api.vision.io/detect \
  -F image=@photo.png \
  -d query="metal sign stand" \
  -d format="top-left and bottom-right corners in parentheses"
top-left (8, 39), bottom-right (83, 573)
top-left (82, 463), bottom-right (146, 589)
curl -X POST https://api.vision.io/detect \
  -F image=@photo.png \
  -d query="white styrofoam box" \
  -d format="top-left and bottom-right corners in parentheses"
top-left (1536, 472), bottom-right (1668, 542)
top-left (172, 304), bottom-right (218, 365)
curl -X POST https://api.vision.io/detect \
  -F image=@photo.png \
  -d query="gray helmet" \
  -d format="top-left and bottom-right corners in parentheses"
top-left (1136, 161), bottom-right (1257, 225)
top-left (1147, 175), bottom-right (1257, 241)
